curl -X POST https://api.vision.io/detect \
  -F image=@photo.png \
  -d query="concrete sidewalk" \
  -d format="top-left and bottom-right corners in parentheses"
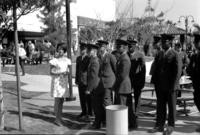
top-left (2, 71), bottom-right (200, 135)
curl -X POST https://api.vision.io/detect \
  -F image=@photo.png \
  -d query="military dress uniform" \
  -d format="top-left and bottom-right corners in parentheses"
top-left (150, 36), bottom-right (182, 134)
top-left (187, 29), bottom-right (200, 132)
top-left (75, 50), bottom-right (92, 117)
top-left (114, 39), bottom-right (137, 129)
top-left (187, 51), bottom-right (200, 111)
top-left (187, 33), bottom-right (200, 113)
top-left (129, 50), bottom-right (146, 114)
top-left (97, 40), bottom-right (117, 124)
top-left (86, 44), bottom-right (102, 129)
top-left (99, 52), bottom-right (116, 105)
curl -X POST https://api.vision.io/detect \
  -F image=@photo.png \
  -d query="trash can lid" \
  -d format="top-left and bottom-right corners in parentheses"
top-left (106, 105), bottom-right (127, 111)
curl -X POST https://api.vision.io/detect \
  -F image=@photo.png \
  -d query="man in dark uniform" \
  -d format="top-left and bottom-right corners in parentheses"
top-left (150, 35), bottom-right (164, 125)
top-left (174, 43), bottom-right (189, 105)
top-left (187, 30), bottom-right (200, 132)
top-left (85, 43), bottom-right (101, 129)
top-left (149, 35), bottom-right (182, 135)
top-left (127, 39), bottom-right (146, 116)
top-left (75, 42), bottom-right (92, 119)
top-left (96, 40), bottom-right (117, 124)
top-left (114, 39), bottom-right (137, 130)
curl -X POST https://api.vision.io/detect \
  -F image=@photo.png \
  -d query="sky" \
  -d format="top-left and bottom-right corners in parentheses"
top-left (17, 0), bottom-right (200, 32)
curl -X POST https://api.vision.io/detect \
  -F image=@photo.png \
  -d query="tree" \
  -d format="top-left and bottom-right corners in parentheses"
top-left (0, 0), bottom-right (46, 130)
top-left (38, 0), bottom-right (77, 54)
top-left (0, 0), bottom-right (46, 40)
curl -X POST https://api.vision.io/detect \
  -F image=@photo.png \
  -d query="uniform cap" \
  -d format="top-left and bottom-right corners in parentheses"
top-left (127, 39), bottom-right (137, 45)
top-left (153, 35), bottom-right (162, 43)
top-left (79, 42), bottom-right (87, 49)
top-left (115, 39), bottom-right (130, 46)
top-left (87, 43), bottom-right (99, 49)
top-left (96, 40), bottom-right (109, 46)
top-left (161, 34), bottom-right (174, 42)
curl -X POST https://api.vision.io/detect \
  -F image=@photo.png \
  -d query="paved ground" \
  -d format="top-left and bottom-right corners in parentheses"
top-left (1, 64), bottom-right (200, 134)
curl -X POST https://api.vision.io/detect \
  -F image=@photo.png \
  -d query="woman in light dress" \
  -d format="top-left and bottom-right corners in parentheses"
top-left (49, 44), bottom-right (71, 126)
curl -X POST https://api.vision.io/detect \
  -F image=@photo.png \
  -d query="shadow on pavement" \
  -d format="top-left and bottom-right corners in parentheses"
top-left (175, 123), bottom-right (198, 133)
top-left (175, 115), bottom-right (200, 133)
top-left (7, 110), bottom-right (89, 130)
top-left (45, 105), bottom-right (81, 111)
top-left (3, 81), bottom-right (45, 99)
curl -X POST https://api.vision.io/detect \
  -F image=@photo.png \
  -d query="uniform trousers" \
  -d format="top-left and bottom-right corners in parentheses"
top-left (78, 84), bottom-right (92, 116)
top-left (102, 87), bottom-right (113, 122)
top-left (115, 93), bottom-right (137, 128)
top-left (193, 89), bottom-right (200, 112)
top-left (156, 90), bottom-right (176, 127)
top-left (91, 82), bottom-right (105, 126)
top-left (133, 87), bottom-right (142, 114)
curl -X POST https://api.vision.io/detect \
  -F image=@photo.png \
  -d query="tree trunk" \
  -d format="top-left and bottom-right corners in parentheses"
top-left (0, 58), bottom-right (4, 130)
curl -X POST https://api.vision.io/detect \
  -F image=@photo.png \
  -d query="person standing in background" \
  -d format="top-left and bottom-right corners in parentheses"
top-left (150, 35), bottom-right (164, 126)
top-left (85, 43), bottom-right (101, 129)
top-left (114, 39), bottom-right (137, 130)
top-left (96, 40), bottom-right (117, 125)
top-left (75, 42), bottom-right (92, 119)
top-left (128, 39), bottom-right (146, 117)
top-left (187, 30), bottom-right (200, 132)
top-left (149, 35), bottom-right (182, 135)
top-left (28, 41), bottom-right (35, 64)
top-left (174, 43), bottom-right (190, 105)
top-left (18, 42), bottom-right (27, 76)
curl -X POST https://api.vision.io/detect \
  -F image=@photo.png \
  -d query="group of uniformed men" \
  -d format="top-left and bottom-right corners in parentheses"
top-left (75, 30), bottom-right (200, 134)
top-left (149, 32), bottom-right (200, 134)
top-left (75, 38), bottom-right (146, 130)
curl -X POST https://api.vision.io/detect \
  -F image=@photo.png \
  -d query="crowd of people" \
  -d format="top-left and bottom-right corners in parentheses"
top-left (0, 39), bottom-right (57, 76)
top-left (48, 30), bottom-right (200, 135)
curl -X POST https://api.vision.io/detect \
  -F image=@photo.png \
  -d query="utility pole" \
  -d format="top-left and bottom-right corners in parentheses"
top-left (65, 0), bottom-right (76, 101)
top-left (13, 1), bottom-right (23, 130)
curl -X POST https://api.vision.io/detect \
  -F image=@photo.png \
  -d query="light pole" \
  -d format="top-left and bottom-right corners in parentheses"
top-left (178, 15), bottom-right (194, 46)
top-left (65, 0), bottom-right (76, 101)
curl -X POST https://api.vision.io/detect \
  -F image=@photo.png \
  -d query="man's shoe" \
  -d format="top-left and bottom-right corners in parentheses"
top-left (90, 123), bottom-right (101, 129)
top-left (102, 121), bottom-right (106, 128)
top-left (77, 113), bottom-right (86, 119)
top-left (195, 126), bottom-right (200, 132)
top-left (129, 123), bottom-right (138, 131)
top-left (163, 126), bottom-right (174, 135)
top-left (148, 126), bottom-right (164, 133)
top-left (54, 120), bottom-right (63, 126)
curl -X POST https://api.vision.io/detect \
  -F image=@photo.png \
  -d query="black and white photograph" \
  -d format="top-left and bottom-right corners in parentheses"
top-left (0, 0), bottom-right (200, 134)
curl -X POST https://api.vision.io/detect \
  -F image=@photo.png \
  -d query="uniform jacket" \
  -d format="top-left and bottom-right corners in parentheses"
top-left (157, 48), bottom-right (182, 92)
top-left (187, 52), bottom-right (200, 90)
top-left (99, 53), bottom-right (117, 88)
top-left (114, 52), bottom-right (132, 94)
top-left (150, 50), bottom-right (165, 85)
top-left (178, 51), bottom-right (189, 76)
top-left (129, 51), bottom-right (146, 90)
top-left (75, 55), bottom-right (90, 86)
top-left (87, 56), bottom-right (100, 93)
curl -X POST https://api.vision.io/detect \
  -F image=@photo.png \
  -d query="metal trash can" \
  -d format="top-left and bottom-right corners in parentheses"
top-left (106, 105), bottom-right (128, 135)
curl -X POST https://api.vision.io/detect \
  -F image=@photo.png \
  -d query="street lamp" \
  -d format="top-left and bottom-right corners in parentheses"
top-left (178, 15), bottom-right (195, 45)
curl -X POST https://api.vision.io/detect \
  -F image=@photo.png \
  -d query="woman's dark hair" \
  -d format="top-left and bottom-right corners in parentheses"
top-left (57, 43), bottom-right (67, 53)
